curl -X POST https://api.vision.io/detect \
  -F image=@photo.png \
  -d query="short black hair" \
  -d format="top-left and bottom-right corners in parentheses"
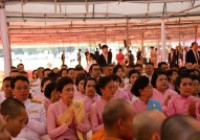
top-left (97, 76), bottom-right (113, 95)
top-left (59, 68), bottom-right (67, 75)
top-left (3, 76), bottom-right (13, 83)
top-left (44, 82), bottom-right (56, 99)
top-left (191, 75), bottom-right (200, 83)
top-left (151, 68), bottom-right (168, 88)
top-left (10, 69), bottom-right (20, 73)
top-left (43, 68), bottom-right (52, 75)
top-left (133, 64), bottom-right (143, 69)
top-left (37, 67), bottom-right (44, 70)
top-left (113, 65), bottom-right (124, 74)
top-left (84, 77), bottom-right (97, 90)
top-left (128, 69), bottom-right (140, 78)
top-left (17, 63), bottom-right (24, 67)
top-left (56, 77), bottom-right (74, 93)
top-left (175, 73), bottom-right (192, 93)
top-left (11, 66), bottom-right (17, 70)
top-left (192, 42), bottom-right (197, 47)
top-left (172, 64), bottom-right (179, 69)
top-left (89, 64), bottom-right (100, 73)
top-left (20, 71), bottom-right (28, 75)
top-left (75, 65), bottom-right (84, 71)
top-left (61, 64), bottom-right (67, 67)
top-left (41, 77), bottom-right (52, 89)
top-left (145, 62), bottom-right (154, 66)
top-left (47, 72), bottom-right (60, 81)
top-left (0, 98), bottom-right (25, 118)
top-left (101, 44), bottom-right (108, 49)
top-left (167, 69), bottom-right (178, 77)
top-left (111, 74), bottom-right (122, 84)
top-left (178, 66), bottom-right (187, 75)
top-left (75, 73), bottom-right (87, 86)
top-left (11, 76), bottom-right (29, 89)
top-left (131, 76), bottom-right (150, 97)
top-left (158, 62), bottom-right (168, 68)
top-left (66, 68), bottom-right (75, 73)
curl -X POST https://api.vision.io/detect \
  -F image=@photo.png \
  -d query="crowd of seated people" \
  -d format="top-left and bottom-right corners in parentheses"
top-left (1, 43), bottom-right (200, 140)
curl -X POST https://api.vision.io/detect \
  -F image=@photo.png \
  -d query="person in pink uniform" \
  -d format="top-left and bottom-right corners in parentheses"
top-left (47, 77), bottom-right (90, 140)
top-left (131, 76), bottom-right (153, 114)
top-left (191, 75), bottom-right (200, 97)
top-left (43, 82), bottom-right (60, 111)
top-left (125, 69), bottom-right (141, 101)
top-left (167, 69), bottom-right (178, 90)
top-left (113, 65), bottom-right (125, 89)
top-left (112, 74), bottom-right (132, 101)
top-left (74, 74), bottom-right (86, 100)
top-left (83, 77), bottom-right (100, 114)
top-left (166, 74), bottom-right (199, 117)
top-left (90, 76), bottom-right (115, 133)
top-left (151, 69), bottom-right (177, 109)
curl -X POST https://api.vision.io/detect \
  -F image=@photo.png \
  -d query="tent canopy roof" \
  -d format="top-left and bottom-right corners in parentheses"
top-left (1, 0), bottom-right (200, 44)
top-left (4, 0), bottom-right (200, 21)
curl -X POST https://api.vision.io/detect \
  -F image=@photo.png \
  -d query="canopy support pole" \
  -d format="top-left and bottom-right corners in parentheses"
top-left (195, 25), bottom-right (198, 42)
top-left (0, 4), bottom-right (11, 76)
top-left (161, 20), bottom-right (166, 62)
top-left (126, 18), bottom-right (130, 51)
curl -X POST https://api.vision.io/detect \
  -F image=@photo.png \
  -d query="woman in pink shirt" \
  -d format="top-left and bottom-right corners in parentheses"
top-left (83, 77), bottom-right (100, 114)
top-left (126, 69), bottom-right (141, 102)
top-left (43, 82), bottom-right (60, 111)
top-left (191, 75), bottom-right (200, 97)
top-left (167, 73), bottom-right (199, 117)
top-left (131, 76), bottom-right (153, 114)
top-left (151, 69), bottom-right (177, 108)
top-left (167, 69), bottom-right (178, 90)
top-left (47, 77), bottom-right (90, 140)
top-left (113, 65), bottom-right (125, 88)
top-left (125, 69), bottom-right (140, 92)
top-left (112, 74), bottom-right (132, 101)
top-left (74, 74), bottom-right (86, 100)
top-left (90, 76), bottom-right (115, 133)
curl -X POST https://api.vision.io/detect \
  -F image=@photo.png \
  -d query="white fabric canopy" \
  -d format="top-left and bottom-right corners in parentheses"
top-left (1, 0), bottom-right (200, 44)
top-left (5, 0), bottom-right (200, 21)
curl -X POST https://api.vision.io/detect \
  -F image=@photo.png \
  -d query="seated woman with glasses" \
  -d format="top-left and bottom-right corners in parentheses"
top-left (90, 76), bottom-right (115, 133)
top-left (47, 77), bottom-right (90, 140)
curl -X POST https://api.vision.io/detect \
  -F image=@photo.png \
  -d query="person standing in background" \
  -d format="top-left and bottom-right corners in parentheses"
top-left (97, 45), bottom-right (112, 67)
top-left (85, 49), bottom-right (90, 65)
top-left (128, 50), bottom-right (134, 65)
top-left (77, 49), bottom-right (82, 66)
top-left (186, 42), bottom-right (200, 64)
top-left (116, 49), bottom-right (125, 65)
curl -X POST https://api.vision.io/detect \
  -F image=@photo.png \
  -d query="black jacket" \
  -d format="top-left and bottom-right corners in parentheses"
top-left (97, 53), bottom-right (112, 66)
top-left (186, 49), bottom-right (200, 64)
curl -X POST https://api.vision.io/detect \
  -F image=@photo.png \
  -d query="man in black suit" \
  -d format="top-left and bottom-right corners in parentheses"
top-left (186, 42), bottom-right (199, 64)
top-left (97, 45), bottom-right (112, 67)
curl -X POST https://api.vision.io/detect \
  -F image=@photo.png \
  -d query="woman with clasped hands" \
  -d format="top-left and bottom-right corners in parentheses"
top-left (47, 77), bottom-right (90, 140)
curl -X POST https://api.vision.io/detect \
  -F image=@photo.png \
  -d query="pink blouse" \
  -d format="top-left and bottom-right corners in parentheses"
top-left (47, 100), bottom-right (90, 140)
top-left (152, 88), bottom-right (177, 106)
top-left (166, 95), bottom-right (199, 117)
top-left (90, 98), bottom-right (107, 133)
top-left (132, 98), bottom-right (147, 114)
top-left (74, 91), bottom-right (86, 100)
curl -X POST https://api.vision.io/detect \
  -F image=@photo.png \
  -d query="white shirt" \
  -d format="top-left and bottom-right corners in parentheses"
top-left (15, 99), bottom-right (46, 140)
